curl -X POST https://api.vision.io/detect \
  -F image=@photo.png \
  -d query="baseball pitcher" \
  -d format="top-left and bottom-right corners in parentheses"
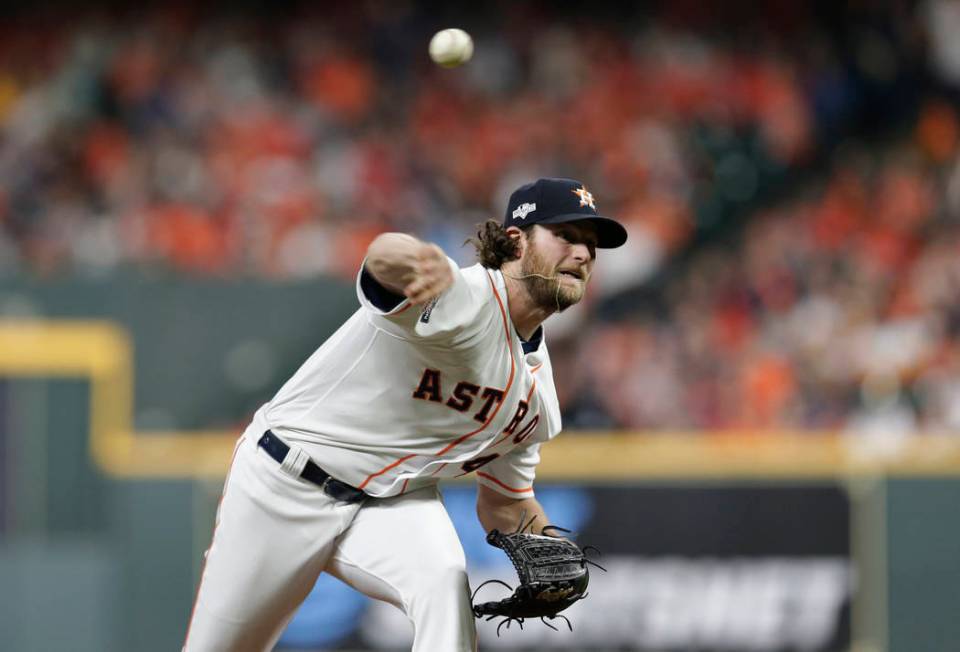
top-left (183, 177), bottom-right (628, 651)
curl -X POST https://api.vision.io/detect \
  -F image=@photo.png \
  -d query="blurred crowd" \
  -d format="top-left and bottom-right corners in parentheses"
top-left (0, 2), bottom-right (842, 284)
top-left (3, 2), bottom-right (960, 433)
top-left (556, 103), bottom-right (960, 434)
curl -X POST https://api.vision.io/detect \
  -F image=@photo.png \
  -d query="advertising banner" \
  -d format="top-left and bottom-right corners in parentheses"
top-left (279, 483), bottom-right (852, 651)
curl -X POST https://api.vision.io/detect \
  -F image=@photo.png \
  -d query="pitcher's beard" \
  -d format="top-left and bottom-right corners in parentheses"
top-left (520, 248), bottom-right (584, 312)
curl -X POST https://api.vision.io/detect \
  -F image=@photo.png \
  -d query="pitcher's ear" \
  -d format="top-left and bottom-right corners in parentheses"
top-left (506, 226), bottom-right (525, 260)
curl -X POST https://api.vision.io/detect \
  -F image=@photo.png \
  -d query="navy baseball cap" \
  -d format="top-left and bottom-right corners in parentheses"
top-left (503, 177), bottom-right (628, 248)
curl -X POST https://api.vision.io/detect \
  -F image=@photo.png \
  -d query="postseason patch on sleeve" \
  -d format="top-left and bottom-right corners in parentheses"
top-left (419, 297), bottom-right (439, 323)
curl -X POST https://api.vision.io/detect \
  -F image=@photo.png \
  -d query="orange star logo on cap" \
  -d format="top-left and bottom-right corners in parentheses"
top-left (572, 186), bottom-right (595, 209)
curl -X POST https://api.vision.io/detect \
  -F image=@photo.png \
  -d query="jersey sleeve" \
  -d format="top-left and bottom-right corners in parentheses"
top-left (476, 442), bottom-right (540, 498)
top-left (356, 256), bottom-right (490, 342)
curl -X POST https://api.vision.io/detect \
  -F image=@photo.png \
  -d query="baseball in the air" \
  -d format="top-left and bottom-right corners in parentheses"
top-left (429, 28), bottom-right (474, 68)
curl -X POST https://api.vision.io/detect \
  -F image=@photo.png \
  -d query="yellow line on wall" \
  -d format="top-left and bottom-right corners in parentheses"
top-left (539, 430), bottom-right (960, 480)
top-left (3, 320), bottom-right (960, 480)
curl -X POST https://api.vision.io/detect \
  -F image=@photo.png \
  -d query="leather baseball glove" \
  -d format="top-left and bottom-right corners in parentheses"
top-left (471, 515), bottom-right (605, 635)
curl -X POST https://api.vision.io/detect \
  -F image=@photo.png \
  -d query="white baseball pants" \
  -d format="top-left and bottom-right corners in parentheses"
top-left (183, 432), bottom-right (477, 651)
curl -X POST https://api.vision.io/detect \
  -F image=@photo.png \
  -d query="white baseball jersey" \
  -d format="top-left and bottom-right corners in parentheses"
top-left (257, 257), bottom-right (562, 498)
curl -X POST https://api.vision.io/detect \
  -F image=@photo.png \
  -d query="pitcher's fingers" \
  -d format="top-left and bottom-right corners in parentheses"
top-left (415, 257), bottom-right (443, 278)
top-left (404, 279), bottom-right (432, 302)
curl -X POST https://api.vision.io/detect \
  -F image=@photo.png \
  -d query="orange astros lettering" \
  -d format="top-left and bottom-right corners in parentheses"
top-left (411, 368), bottom-right (545, 438)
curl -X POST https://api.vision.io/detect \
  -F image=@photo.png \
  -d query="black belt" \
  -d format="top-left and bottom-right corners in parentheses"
top-left (257, 430), bottom-right (367, 503)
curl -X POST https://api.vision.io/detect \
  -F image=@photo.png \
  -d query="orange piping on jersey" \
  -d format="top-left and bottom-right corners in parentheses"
top-left (358, 453), bottom-right (416, 489)
top-left (399, 478), bottom-right (410, 495)
top-left (490, 380), bottom-right (537, 448)
top-left (393, 301), bottom-right (414, 315)
top-left (183, 436), bottom-right (244, 649)
top-left (477, 471), bottom-right (533, 494)
top-left (433, 271), bottom-right (515, 456)
top-left (530, 363), bottom-right (543, 373)
top-left (429, 463), bottom-right (448, 476)
top-left (360, 271), bottom-right (515, 489)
